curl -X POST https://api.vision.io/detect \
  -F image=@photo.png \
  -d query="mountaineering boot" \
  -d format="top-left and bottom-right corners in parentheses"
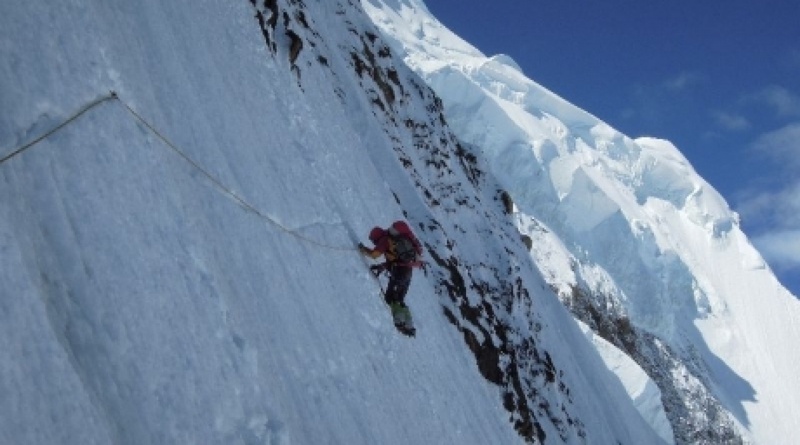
top-left (390, 302), bottom-right (415, 336)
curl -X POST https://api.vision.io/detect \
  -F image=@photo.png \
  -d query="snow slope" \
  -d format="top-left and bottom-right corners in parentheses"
top-left (363, 0), bottom-right (800, 443)
top-left (1, 0), bottom-right (665, 444)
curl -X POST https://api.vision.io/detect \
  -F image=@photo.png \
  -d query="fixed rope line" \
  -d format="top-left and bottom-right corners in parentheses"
top-left (0, 92), bottom-right (117, 165)
top-left (114, 95), bottom-right (357, 252)
top-left (1, 90), bottom-right (357, 252)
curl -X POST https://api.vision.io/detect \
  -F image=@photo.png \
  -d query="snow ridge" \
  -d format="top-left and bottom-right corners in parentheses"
top-left (363, 0), bottom-right (800, 443)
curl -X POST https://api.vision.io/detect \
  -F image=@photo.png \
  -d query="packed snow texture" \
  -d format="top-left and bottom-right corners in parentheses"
top-left (4, 0), bottom-right (799, 443)
top-left (577, 321), bottom-right (674, 445)
top-left (363, 0), bottom-right (800, 443)
top-left (1, 1), bottom-right (667, 444)
top-left (0, 2), bottom-right (516, 444)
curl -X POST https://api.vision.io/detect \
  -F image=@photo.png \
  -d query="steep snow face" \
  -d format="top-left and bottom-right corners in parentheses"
top-left (1, 1), bottom-right (668, 445)
top-left (0, 1), bottom-right (521, 444)
top-left (363, 0), bottom-right (800, 443)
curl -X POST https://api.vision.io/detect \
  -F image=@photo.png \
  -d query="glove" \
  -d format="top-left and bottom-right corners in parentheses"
top-left (358, 242), bottom-right (369, 254)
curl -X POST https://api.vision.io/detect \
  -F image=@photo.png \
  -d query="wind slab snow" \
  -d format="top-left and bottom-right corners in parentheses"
top-left (1, 0), bottom-right (798, 444)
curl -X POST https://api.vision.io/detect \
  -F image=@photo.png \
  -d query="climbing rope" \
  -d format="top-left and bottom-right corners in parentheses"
top-left (0, 93), bottom-right (117, 164)
top-left (0, 91), bottom-right (357, 252)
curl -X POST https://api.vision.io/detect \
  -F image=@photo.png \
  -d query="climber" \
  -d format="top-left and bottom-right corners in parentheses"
top-left (358, 221), bottom-right (423, 334)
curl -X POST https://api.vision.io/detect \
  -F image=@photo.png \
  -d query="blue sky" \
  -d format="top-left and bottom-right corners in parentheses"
top-left (425, 0), bottom-right (800, 296)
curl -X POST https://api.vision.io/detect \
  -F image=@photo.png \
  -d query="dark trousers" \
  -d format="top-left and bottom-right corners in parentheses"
top-left (385, 264), bottom-right (412, 306)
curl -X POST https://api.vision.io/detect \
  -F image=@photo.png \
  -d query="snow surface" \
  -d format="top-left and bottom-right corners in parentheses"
top-left (1, 1), bottom-right (666, 444)
top-left (4, 0), bottom-right (798, 443)
top-left (577, 321), bottom-right (674, 445)
top-left (364, 0), bottom-right (800, 443)
top-left (0, 2), bottom-right (517, 444)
